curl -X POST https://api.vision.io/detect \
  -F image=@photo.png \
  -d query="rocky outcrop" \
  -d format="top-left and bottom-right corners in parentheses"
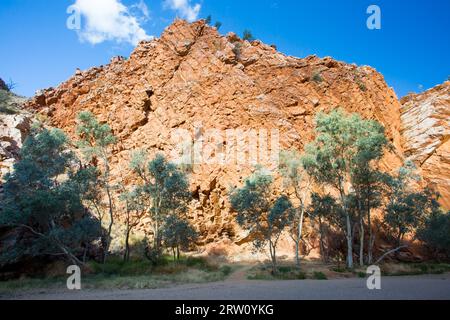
top-left (0, 78), bottom-right (8, 92)
top-left (24, 20), bottom-right (406, 258)
top-left (401, 81), bottom-right (450, 209)
top-left (0, 87), bottom-right (31, 181)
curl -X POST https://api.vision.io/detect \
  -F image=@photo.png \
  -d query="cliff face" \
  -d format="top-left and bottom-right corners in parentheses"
top-left (24, 20), bottom-right (406, 257)
top-left (401, 81), bottom-right (450, 210)
top-left (0, 83), bottom-right (31, 181)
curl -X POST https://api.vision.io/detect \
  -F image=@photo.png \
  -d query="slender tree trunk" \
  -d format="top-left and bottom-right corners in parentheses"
top-left (367, 203), bottom-right (374, 264)
top-left (295, 206), bottom-right (305, 267)
top-left (295, 239), bottom-right (300, 267)
top-left (123, 227), bottom-right (131, 262)
top-left (345, 214), bottom-right (353, 269)
top-left (359, 217), bottom-right (364, 267)
top-left (83, 245), bottom-right (88, 264)
top-left (271, 242), bottom-right (277, 275)
top-left (103, 163), bottom-right (114, 264)
top-left (339, 187), bottom-right (353, 269)
top-left (318, 217), bottom-right (327, 263)
top-left (176, 246), bottom-right (180, 260)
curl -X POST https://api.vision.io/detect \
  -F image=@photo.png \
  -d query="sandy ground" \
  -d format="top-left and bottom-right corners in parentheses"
top-left (2, 273), bottom-right (450, 300)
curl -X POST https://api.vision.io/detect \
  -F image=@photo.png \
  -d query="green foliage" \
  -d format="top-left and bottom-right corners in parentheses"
top-left (311, 71), bottom-right (323, 83)
top-left (248, 265), bottom-right (306, 280)
top-left (162, 215), bottom-right (198, 259)
top-left (76, 111), bottom-right (116, 162)
top-left (357, 81), bottom-right (367, 92)
top-left (230, 168), bottom-right (294, 273)
top-left (76, 111), bottom-right (117, 262)
top-left (205, 15), bottom-right (212, 25)
top-left (242, 29), bottom-right (255, 41)
top-left (268, 196), bottom-right (295, 245)
top-left (303, 109), bottom-right (388, 191)
top-left (302, 108), bottom-right (388, 268)
top-left (279, 150), bottom-right (309, 193)
top-left (230, 169), bottom-right (273, 235)
top-left (128, 152), bottom-right (191, 258)
top-left (417, 209), bottom-right (450, 258)
top-left (0, 127), bottom-right (102, 266)
top-left (214, 21), bottom-right (222, 30)
top-left (279, 150), bottom-right (312, 266)
top-left (308, 193), bottom-right (341, 222)
top-left (384, 162), bottom-right (440, 246)
top-left (313, 271), bottom-right (327, 280)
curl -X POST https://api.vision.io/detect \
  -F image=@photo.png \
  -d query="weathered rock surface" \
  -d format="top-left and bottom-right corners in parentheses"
top-left (401, 81), bottom-right (450, 209)
top-left (24, 20), bottom-right (408, 258)
top-left (0, 86), bottom-right (31, 181)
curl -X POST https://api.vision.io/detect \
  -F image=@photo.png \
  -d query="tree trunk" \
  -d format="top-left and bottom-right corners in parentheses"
top-left (374, 245), bottom-right (408, 264)
top-left (269, 241), bottom-right (277, 275)
top-left (318, 217), bottom-right (327, 263)
top-left (103, 161), bottom-right (114, 264)
top-left (345, 213), bottom-right (353, 269)
top-left (367, 203), bottom-right (374, 264)
top-left (176, 246), bottom-right (180, 260)
top-left (339, 187), bottom-right (353, 269)
top-left (123, 228), bottom-right (131, 262)
top-left (296, 206), bottom-right (305, 267)
top-left (359, 217), bottom-right (364, 267)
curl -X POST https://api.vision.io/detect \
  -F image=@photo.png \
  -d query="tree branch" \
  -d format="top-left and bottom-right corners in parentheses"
top-left (374, 245), bottom-right (408, 265)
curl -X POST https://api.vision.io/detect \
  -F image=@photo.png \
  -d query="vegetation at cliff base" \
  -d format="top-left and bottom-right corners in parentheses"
top-left (0, 108), bottom-right (448, 289)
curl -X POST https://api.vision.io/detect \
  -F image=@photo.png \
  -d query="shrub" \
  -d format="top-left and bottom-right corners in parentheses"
top-left (313, 271), bottom-right (327, 280)
top-left (417, 210), bottom-right (450, 259)
top-left (242, 30), bottom-right (255, 41)
top-left (311, 71), bottom-right (323, 83)
top-left (232, 42), bottom-right (242, 59)
top-left (357, 81), bottom-right (367, 91)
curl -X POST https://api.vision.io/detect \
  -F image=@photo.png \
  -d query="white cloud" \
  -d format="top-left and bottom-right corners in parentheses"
top-left (164, 0), bottom-right (201, 22)
top-left (73, 0), bottom-right (152, 46)
top-left (131, 0), bottom-right (150, 20)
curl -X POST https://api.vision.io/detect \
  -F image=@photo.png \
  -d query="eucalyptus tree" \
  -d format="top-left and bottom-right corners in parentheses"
top-left (76, 111), bottom-right (117, 262)
top-left (279, 150), bottom-right (311, 267)
top-left (119, 187), bottom-right (147, 262)
top-left (307, 193), bottom-right (342, 263)
top-left (0, 126), bottom-right (102, 266)
top-left (129, 152), bottom-right (191, 257)
top-left (384, 162), bottom-right (440, 248)
top-left (302, 108), bottom-right (388, 268)
top-left (230, 169), bottom-right (294, 274)
top-left (162, 215), bottom-right (198, 261)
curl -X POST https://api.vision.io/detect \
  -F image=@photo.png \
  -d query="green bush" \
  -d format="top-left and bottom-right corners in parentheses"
top-left (242, 30), bottom-right (255, 41)
top-left (417, 210), bottom-right (450, 258)
top-left (311, 71), bottom-right (323, 83)
top-left (220, 265), bottom-right (232, 276)
top-left (313, 271), bottom-right (327, 280)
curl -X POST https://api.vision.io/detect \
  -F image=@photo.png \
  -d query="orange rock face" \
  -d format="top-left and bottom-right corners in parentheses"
top-left (400, 81), bottom-right (450, 210)
top-left (25, 20), bottom-right (408, 257)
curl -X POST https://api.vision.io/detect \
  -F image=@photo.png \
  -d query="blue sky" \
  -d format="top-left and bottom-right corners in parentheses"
top-left (0, 0), bottom-right (449, 98)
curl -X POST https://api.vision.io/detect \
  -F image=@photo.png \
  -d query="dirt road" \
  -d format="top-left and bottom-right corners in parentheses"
top-left (3, 273), bottom-right (450, 300)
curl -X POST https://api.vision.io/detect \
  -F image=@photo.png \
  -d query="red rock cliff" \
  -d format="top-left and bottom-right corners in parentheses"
top-left (25, 20), bottom-right (408, 255)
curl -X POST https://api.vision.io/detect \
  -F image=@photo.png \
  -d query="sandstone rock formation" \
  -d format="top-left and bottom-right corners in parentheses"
top-left (0, 84), bottom-right (31, 181)
top-left (24, 20), bottom-right (408, 258)
top-left (401, 81), bottom-right (450, 210)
